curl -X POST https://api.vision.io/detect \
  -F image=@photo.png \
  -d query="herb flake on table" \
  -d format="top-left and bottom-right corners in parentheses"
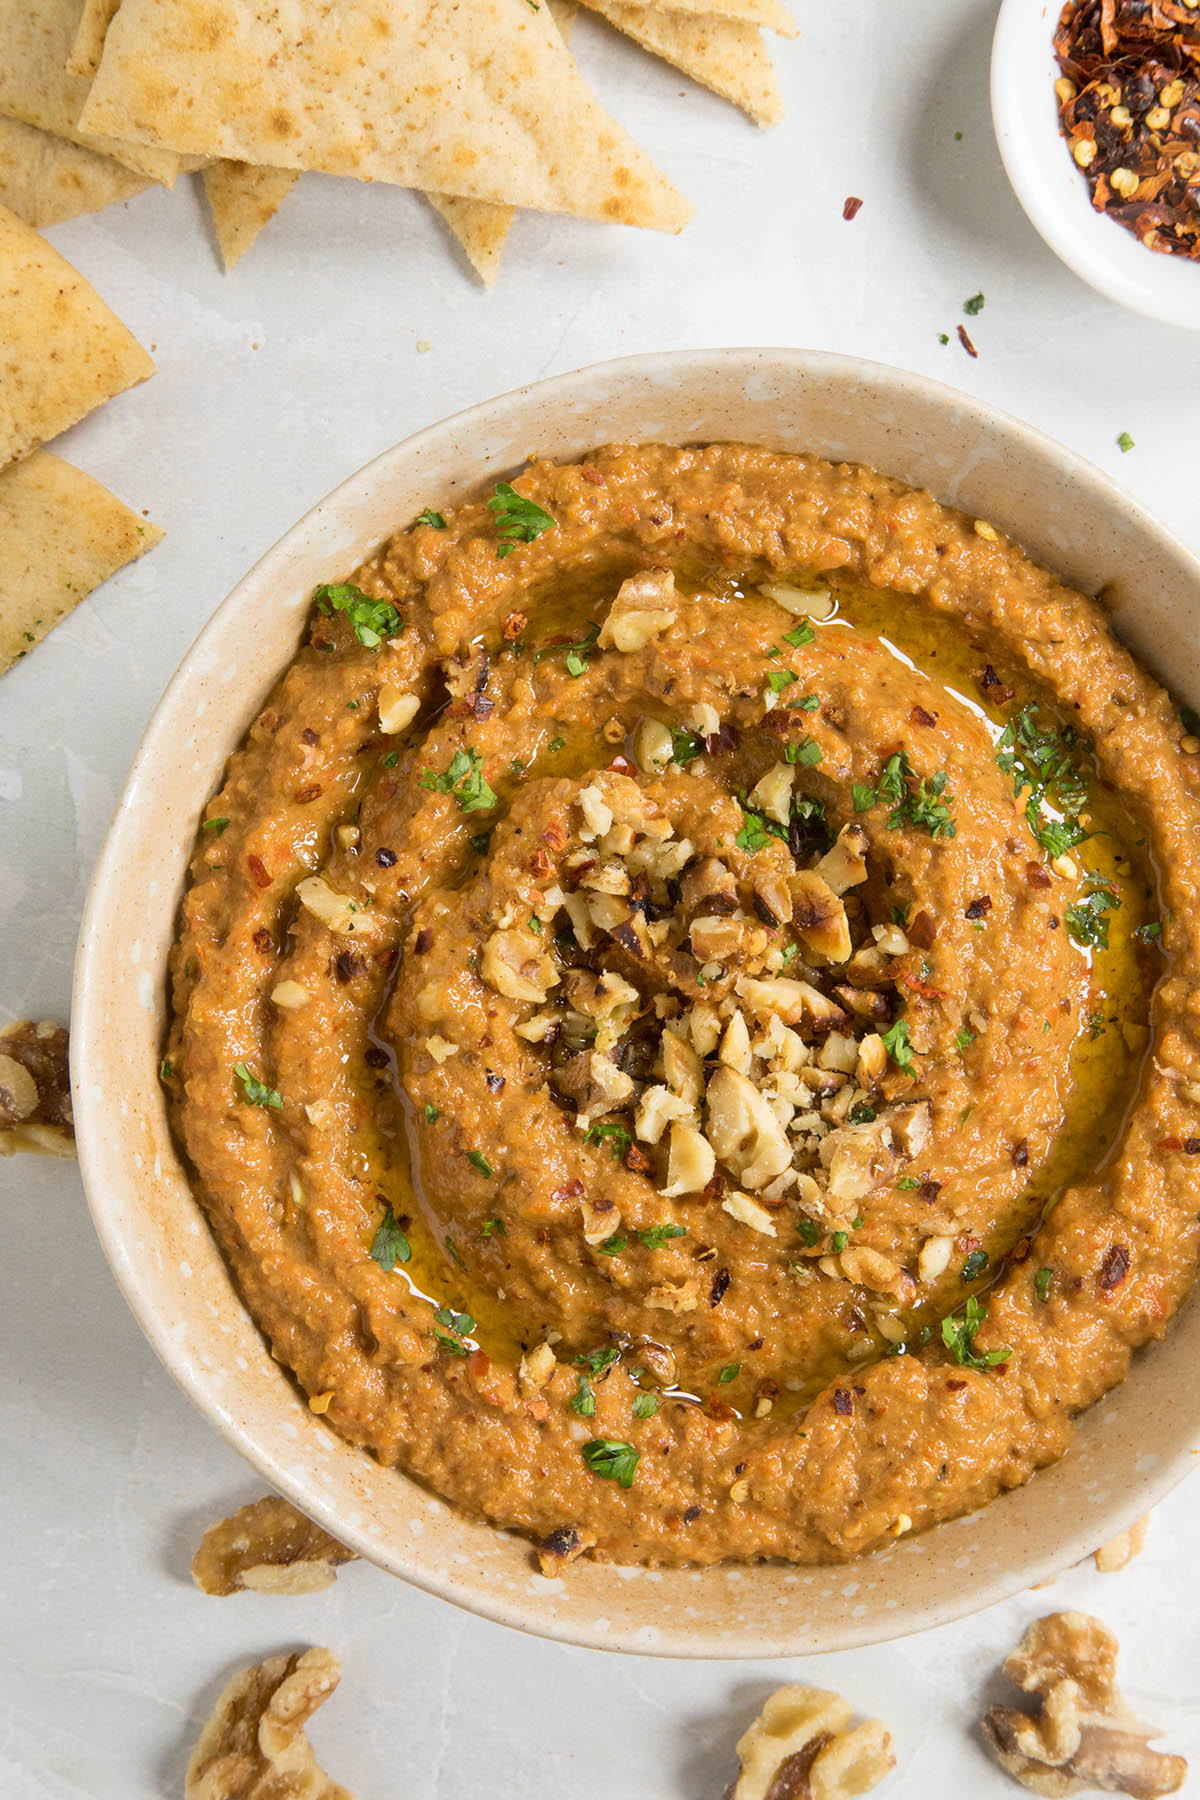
top-left (488, 482), bottom-right (557, 558)
top-left (1117, 432), bottom-right (1135, 454)
top-left (314, 582), bottom-right (402, 649)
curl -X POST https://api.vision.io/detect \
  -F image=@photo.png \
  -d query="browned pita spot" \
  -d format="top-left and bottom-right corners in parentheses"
top-left (0, 452), bottom-right (162, 677)
top-left (0, 1019), bottom-right (73, 1157)
top-left (0, 204), bottom-right (155, 468)
top-left (0, 0), bottom-right (183, 185)
top-left (185, 1649), bottom-right (354, 1800)
top-left (0, 115), bottom-right (149, 226)
top-left (80, 0), bottom-right (691, 230)
top-left (191, 1495), bottom-right (357, 1596)
top-left (578, 0), bottom-right (783, 127)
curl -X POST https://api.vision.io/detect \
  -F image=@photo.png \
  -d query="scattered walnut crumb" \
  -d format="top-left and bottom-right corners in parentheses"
top-left (1095, 1514), bottom-right (1150, 1575)
top-left (185, 1647), bottom-right (354, 1800)
top-left (191, 1494), bottom-right (357, 1596)
top-left (980, 1611), bottom-right (1186, 1798)
top-left (0, 1019), bottom-right (73, 1157)
top-left (728, 1683), bottom-right (895, 1800)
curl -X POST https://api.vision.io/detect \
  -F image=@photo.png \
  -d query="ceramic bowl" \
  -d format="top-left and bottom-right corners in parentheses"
top-left (72, 348), bottom-right (1200, 1658)
top-left (991, 0), bottom-right (1200, 331)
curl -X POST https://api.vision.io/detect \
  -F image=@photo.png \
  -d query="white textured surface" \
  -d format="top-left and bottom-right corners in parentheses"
top-left (3, 0), bottom-right (1200, 1792)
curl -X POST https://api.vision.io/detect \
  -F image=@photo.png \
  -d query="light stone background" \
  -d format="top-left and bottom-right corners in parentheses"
top-left (3, 0), bottom-right (1200, 1793)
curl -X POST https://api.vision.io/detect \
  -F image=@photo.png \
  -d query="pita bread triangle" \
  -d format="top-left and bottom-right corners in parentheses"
top-left (0, 115), bottom-right (149, 227)
top-left (0, 203), bottom-right (155, 469)
top-left (0, 0), bottom-right (183, 185)
top-left (637, 0), bottom-right (795, 34)
top-left (80, 0), bottom-right (690, 229)
top-left (203, 162), bottom-right (299, 270)
top-left (578, 0), bottom-right (782, 126)
top-left (66, 0), bottom-right (120, 76)
top-left (0, 450), bottom-right (162, 676)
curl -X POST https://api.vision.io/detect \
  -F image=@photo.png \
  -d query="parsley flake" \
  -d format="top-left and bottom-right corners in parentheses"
top-left (233, 1062), bottom-right (281, 1109)
top-left (415, 506), bottom-right (447, 529)
top-left (941, 1295), bottom-right (1010, 1370)
top-left (1065, 878), bottom-right (1120, 952)
top-left (1117, 432), bottom-right (1135, 454)
top-left (487, 482), bottom-right (557, 558)
top-left (767, 668), bottom-right (798, 694)
top-left (717, 1363), bottom-right (741, 1383)
top-left (1035, 1267), bottom-right (1053, 1303)
top-left (637, 1224), bottom-right (687, 1250)
top-left (314, 582), bottom-right (401, 649)
top-left (961, 1248), bottom-right (989, 1281)
top-left (880, 1019), bottom-right (915, 1072)
top-left (632, 1392), bottom-right (659, 1418)
top-left (581, 1438), bottom-right (639, 1488)
top-left (203, 816), bottom-right (230, 835)
top-left (782, 620), bottom-right (815, 648)
top-left (571, 1374), bottom-right (597, 1417)
top-left (467, 1149), bottom-right (493, 1177)
top-left (584, 1121), bottom-right (632, 1162)
top-left (369, 1208), bottom-right (411, 1272)
top-left (964, 292), bottom-right (985, 315)
top-left (419, 746), bottom-right (497, 814)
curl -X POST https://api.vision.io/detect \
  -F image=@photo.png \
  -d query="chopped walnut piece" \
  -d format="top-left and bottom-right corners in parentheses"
top-left (706, 1066), bottom-right (792, 1190)
top-left (980, 1612), bottom-right (1187, 1799)
top-left (481, 926), bottom-right (560, 1003)
top-left (814, 824), bottom-right (870, 897)
top-left (0, 1020), bottom-right (74, 1157)
top-left (790, 871), bottom-right (852, 963)
top-left (536, 1523), bottom-right (594, 1575)
top-left (728, 1682), bottom-right (895, 1800)
top-left (597, 568), bottom-right (677, 652)
top-left (191, 1495), bottom-right (356, 1596)
top-left (295, 875), bottom-right (381, 938)
top-left (185, 1647), bottom-right (354, 1800)
top-left (1095, 1515), bottom-right (1150, 1574)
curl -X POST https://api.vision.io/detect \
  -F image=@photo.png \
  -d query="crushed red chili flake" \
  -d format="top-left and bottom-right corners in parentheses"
top-left (246, 852), bottom-right (272, 889)
top-left (413, 927), bottom-right (433, 955)
top-left (965, 895), bottom-right (993, 920)
top-left (842, 195), bottom-right (864, 220)
top-left (910, 704), bottom-right (938, 728)
top-left (710, 1266), bottom-right (732, 1306)
top-left (1186, 1136), bottom-right (1200, 1152)
top-left (957, 323), bottom-right (978, 358)
top-left (1054, 0), bottom-right (1200, 259)
top-left (252, 927), bottom-right (275, 954)
top-left (1099, 1242), bottom-right (1131, 1288)
top-left (832, 1388), bottom-right (853, 1415)
top-left (979, 665), bottom-right (1016, 705)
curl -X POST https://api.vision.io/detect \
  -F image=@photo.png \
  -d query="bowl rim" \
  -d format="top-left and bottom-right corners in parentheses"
top-left (990, 0), bottom-right (1200, 331)
top-left (71, 345), bottom-right (1200, 1657)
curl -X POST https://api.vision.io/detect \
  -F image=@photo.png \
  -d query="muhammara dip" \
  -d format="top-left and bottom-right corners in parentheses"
top-left (165, 443), bottom-right (1200, 1567)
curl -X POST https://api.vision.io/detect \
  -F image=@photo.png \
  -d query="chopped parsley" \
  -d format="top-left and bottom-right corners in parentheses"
top-left (415, 506), bottom-right (447, 528)
top-left (314, 582), bottom-right (402, 649)
top-left (432, 1306), bottom-right (475, 1355)
top-left (549, 736), bottom-right (566, 753)
top-left (632, 1392), bottom-right (659, 1418)
top-left (637, 1224), bottom-right (688, 1250)
top-left (964, 292), bottom-right (985, 315)
top-left (467, 1149), bottom-right (494, 1177)
top-left (369, 1208), bottom-right (411, 1272)
top-left (961, 1248), bottom-right (989, 1281)
top-left (782, 620), bottom-right (815, 648)
top-left (941, 1295), bottom-right (1011, 1370)
top-left (880, 1018), bottom-right (915, 1072)
top-left (599, 1233), bottom-right (628, 1255)
top-left (767, 668), bottom-right (798, 694)
top-left (718, 1363), bottom-right (741, 1383)
top-left (533, 621), bottom-right (599, 677)
top-left (735, 806), bottom-right (786, 854)
top-left (469, 831), bottom-right (491, 854)
top-left (1065, 877), bottom-right (1120, 951)
top-left (158, 1058), bottom-right (175, 1081)
top-left (419, 746), bottom-right (497, 813)
top-left (831, 1230), bottom-right (849, 1252)
top-left (203, 816), bottom-right (230, 835)
top-left (424, 1102), bottom-right (440, 1123)
top-left (584, 1121), bottom-right (632, 1162)
top-left (1035, 1266), bottom-right (1053, 1303)
top-left (796, 1219), bottom-right (821, 1246)
top-left (784, 736), bottom-right (823, 768)
top-left (954, 1027), bottom-right (975, 1052)
top-left (1134, 921), bottom-right (1163, 945)
top-left (576, 1345), bottom-right (622, 1377)
top-left (794, 693), bottom-right (821, 712)
top-left (481, 1216), bottom-right (506, 1238)
top-left (852, 783), bottom-right (877, 812)
top-left (487, 481), bottom-right (557, 558)
top-left (570, 1374), bottom-right (597, 1417)
top-left (876, 751), bottom-right (956, 838)
top-left (1117, 432), bottom-right (1135, 454)
top-left (233, 1062), bottom-right (281, 1109)
top-left (995, 705), bottom-right (1091, 859)
top-left (848, 1103), bottom-right (877, 1124)
top-left (670, 727), bottom-right (705, 765)
top-left (581, 1438), bottom-right (639, 1487)
top-left (897, 1176), bottom-right (920, 1191)
top-left (382, 750), bottom-right (399, 767)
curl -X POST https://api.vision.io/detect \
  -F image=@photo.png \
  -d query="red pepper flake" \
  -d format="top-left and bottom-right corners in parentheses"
top-left (501, 610), bottom-right (528, 641)
top-left (414, 927), bottom-right (433, 955)
top-left (364, 1045), bottom-right (389, 1069)
top-left (295, 783), bottom-right (322, 803)
top-left (625, 1143), bottom-right (654, 1174)
top-left (607, 754), bottom-right (636, 777)
top-left (1186, 1138), bottom-right (1200, 1154)
top-left (704, 725), bottom-right (739, 757)
top-left (252, 927), bottom-right (275, 954)
top-left (946, 1378), bottom-right (968, 1392)
top-left (551, 1179), bottom-right (584, 1202)
top-left (957, 323), bottom-right (978, 358)
top-left (710, 1267), bottom-right (732, 1306)
top-left (682, 1504), bottom-right (703, 1523)
top-left (832, 1388), bottom-right (853, 1415)
top-left (979, 665), bottom-right (1015, 705)
top-left (900, 970), bottom-right (949, 1000)
top-left (910, 704), bottom-right (938, 728)
top-left (842, 195), bottom-right (864, 221)
top-left (918, 1179), bottom-right (943, 1201)
top-left (1099, 1243), bottom-right (1131, 1290)
top-left (706, 1396), bottom-right (737, 1421)
top-left (581, 465), bottom-right (606, 486)
top-left (1054, 0), bottom-right (1200, 262)
top-left (246, 853), bottom-right (272, 889)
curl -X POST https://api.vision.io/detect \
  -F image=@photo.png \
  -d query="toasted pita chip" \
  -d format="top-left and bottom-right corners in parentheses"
top-left (579, 0), bottom-right (782, 125)
top-left (0, 204), bottom-right (155, 468)
top-left (186, 1649), bottom-right (353, 1800)
top-left (202, 162), bottom-right (299, 271)
top-left (0, 451), bottom-right (162, 676)
top-left (0, 0), bottom-right (182, 185)
top-left (81, 0), bottom-right (690, 229)
top-left (0, 115), bottom-right (149, 227)
top-left (66, 0), bottom-right (120, 77)
top-left (192, 1495), bottom-right (357, 1596)
top-left (639, 0), bottom-right (795, 32)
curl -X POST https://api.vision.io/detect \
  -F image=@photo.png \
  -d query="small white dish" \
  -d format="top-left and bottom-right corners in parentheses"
top-left (992, 0), bottom-right (1200, 330)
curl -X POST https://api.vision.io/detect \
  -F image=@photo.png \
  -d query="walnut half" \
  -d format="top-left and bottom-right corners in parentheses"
top-left (185, 1647), bottom-right (354, 1800)
top-left (980, 1612), bottom-right (1187, 1799)
top-left (0, 1019), bottom-right (73, 1157)
top-left (191, 1495), bottom-right (357, 1596)
top-left (728, 1683), bottom-right (895, 1800)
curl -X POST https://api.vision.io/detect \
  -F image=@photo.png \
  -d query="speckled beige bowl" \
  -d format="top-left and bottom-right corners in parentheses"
top-left (72, 349), bottom-right (1200, 1658)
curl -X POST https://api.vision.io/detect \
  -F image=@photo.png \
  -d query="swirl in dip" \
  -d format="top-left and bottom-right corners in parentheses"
top-left (165, 443), bottom-right (1200, 1568)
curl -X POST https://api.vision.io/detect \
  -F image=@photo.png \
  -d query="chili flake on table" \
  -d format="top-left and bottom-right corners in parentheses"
top-left (1053, 0), bottom-right (1200, 259)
